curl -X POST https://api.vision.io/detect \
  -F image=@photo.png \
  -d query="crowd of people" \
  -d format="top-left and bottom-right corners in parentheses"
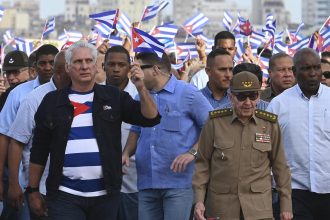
top-left (0, 27), bottom-right (329, 220)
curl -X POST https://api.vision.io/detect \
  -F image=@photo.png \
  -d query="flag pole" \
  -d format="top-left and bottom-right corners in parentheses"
top-left (138, 6), bottom-right (147, 29)
top-left (258, 36), bottom-right (272, 57)
top-left (319, 16), bottom-right (330, 32)
top-left (40, 19), bottom-right (48, 42)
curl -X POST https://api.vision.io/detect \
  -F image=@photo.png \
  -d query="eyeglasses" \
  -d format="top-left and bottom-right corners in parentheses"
top-left (323, 71), bottom-right (330, 79)
top-left (233, 92), bottom-right (259, 102)
top-left (140, 64), bottom-right (154, 70)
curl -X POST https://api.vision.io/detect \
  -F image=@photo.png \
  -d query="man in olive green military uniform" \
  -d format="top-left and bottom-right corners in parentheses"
top-left (193, 71), bottom-right (293, 220)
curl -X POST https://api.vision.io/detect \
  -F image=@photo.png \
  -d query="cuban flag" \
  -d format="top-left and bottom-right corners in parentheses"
top-left (183, 12), bottom-right (209, 35)
top-left (250, 30), bottom-right (267, 47)
top-left (171, 52), bottom-right (190, 70)
top-left (175, 42), bottom-right (198, 59)
top-left (239, 19), bottom-right (253, 36)
top-left (141, 0), bottom-right (169, 22)
top-left (117, 12), bottom-right (132, 37)
top-left (0, 6), bottom-right (5, 22)
top-left (262, 14), bottom-right (274, 32)
top-left (109, 36), bottom-right (123, 47)
top-left (263, 20), bottom-right (276, 38)
top-left (273, 41), bottom-right (288, 55)
top-left (16, 41), bottom-right (34, 56)
top-left (234, 38), bottom-right (245, 63)
top-left (294, 22), bottom-right (304, 37)
top-left (93, 23), bottom-right (114, 38)
top-left (258, 56), bottom-right (270, 78)
top-left (132, 28), bottom-right (165, 59)
top-left (288, 36), bottom-right (309, 57)
top-left (58, 30), bottom-right (83, 42)
top-left (3, 30), bottom-right (14, 44)
top-left (222, 11), bottom-right (233, 31)
top-left (42, 17), bottom-right (55, 37)
top-left (150, 23), bottom-right (178, 40)
top-left (89, 9), bottom-right (119, 29)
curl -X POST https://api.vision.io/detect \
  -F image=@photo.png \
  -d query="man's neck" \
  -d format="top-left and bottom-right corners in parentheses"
top-left (153, 74), bottom-right (171, 92)
top-left (208, 83), bottom-right (227, 100)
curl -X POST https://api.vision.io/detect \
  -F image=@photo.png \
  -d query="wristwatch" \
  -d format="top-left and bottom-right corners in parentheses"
top-left (188, 148), bottom-right (198, 159)
top-left (25, 186), bottom-right (39, 194)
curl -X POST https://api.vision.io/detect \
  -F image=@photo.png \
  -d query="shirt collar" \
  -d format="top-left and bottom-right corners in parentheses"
top-left (160, 74), bottom-right (176, 94)
top-left (33, 76), bottom-right (41, 89)
top-left (295, 83), bottom-right (322, 100)
top-left (49, 77), bottom-right (57, 90)
top-left (203, 84), bottom-right (228, 99)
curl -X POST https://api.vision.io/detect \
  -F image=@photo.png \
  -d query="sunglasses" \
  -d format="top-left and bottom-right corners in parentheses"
top-left (233, 92), bottom-right (259, 102)
top-left (140, 64), bottom-right (154, 70)
top-left (323, 71), bottom-right (330, 79)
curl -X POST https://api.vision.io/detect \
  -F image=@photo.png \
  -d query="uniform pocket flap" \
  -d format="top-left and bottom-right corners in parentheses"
top-left (253, 142), bottom-right (271, 152)
top-left (214, 141), bottom-right (234, 150)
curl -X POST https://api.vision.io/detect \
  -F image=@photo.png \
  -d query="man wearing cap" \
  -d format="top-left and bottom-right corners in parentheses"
top-left (0, 51), bottom-right (30, 111)
top-left (0, 44), bottom-right (59, 220)
top-left (193, 71), bottom-right (293, 220)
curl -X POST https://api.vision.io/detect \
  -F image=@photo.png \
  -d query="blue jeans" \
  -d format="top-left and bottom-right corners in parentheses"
top-left (118, 192), bottom-right (138, 220)
top-left (138, 188), bottom-right (193, 220)
top-left (47, 191), bottom-right (120, 220)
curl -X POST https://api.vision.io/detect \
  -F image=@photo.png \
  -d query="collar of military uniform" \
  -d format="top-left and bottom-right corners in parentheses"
top-left (255, 109), bottom-right (277, 123)
top-left (209, 108), bottom-right (233, 119)
top-left (208, 108), bottom-right (277, 123)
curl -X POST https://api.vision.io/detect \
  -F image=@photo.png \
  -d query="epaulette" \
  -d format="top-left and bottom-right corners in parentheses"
top-left (209, 108), bottom-right (233, 119)
top-left (255, 109), bottom-right (277, 123)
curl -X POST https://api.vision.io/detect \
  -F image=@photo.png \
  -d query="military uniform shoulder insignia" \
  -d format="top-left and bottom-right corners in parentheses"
top-left (255, 109), bottom-right (277, 123)
top-left (209, 108), bottom-right (233, 119)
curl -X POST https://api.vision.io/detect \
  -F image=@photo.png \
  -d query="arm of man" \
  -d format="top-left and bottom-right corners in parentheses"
top-left (0, 134), bottom-right (9, 200)
top-left (193, 118), bottom-right (215, 220)
top-left (270, 122), bottom-right (293, 220)
top-left (122, 131), bottom-right (139, 168)
top-left (28, 163), bottom-right (47, 217)
top-left (171, 142), bottom-right (197, 173)
top-left (171, 86), bottom-right (212, 173)
top-left (130, 62), bottom-right (158, 119)
top-left (8, 139), bottom-right (25, 208)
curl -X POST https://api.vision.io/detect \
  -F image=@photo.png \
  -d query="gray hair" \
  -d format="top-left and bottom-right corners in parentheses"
top-left (65, 41), bottom-right (98, 64)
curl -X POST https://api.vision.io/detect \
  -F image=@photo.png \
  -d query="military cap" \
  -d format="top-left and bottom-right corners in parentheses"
top-left (230, 71), bottom-right (261, 93)
top-left (3, 51), bottom-right (29, 71)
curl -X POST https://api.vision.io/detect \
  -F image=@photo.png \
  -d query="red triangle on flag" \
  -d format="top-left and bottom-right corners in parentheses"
top-left (71, 101), bottom-right (90, 117)
top-left (151, 28), bottom-right (160, 36)
top-left (176, 46), bottom-right (183, 55)
top-left (132, 28), bottom-right (145, 48)
top-left (185, 25), bottom-right (193, 34)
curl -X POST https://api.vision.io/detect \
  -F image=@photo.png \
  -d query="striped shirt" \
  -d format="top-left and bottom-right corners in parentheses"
top-left (59, 90), bottom-right (106, 197)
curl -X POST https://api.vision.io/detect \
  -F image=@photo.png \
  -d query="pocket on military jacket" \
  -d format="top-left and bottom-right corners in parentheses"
top-left (251, 142), bottom-right (271, 168)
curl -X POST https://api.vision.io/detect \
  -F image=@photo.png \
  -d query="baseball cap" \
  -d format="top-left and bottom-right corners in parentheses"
top-left (230, 71), bottom-right (261, 93)
top-left (3, 51), bottom-right (29, 71)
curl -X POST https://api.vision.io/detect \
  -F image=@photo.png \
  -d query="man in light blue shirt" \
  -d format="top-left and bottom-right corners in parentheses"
top-left (6, 51), bottom-right (69, 220)
top-left (267, 48), bottom-right (330, 220)
top-left (123, 52), bottom-right (212, 220)
top-left (0, 44), bottom-right (59, 220)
